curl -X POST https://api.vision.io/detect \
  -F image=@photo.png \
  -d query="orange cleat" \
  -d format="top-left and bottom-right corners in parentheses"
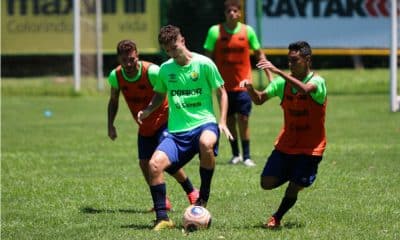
top-left (264, 216), bottom-right (281, 229)
top-left (187, 189), bottom-right (200, 205)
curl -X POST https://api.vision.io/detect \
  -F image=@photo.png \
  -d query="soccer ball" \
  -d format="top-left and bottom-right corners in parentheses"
top-left (182, 205), bottom-right (212, 232)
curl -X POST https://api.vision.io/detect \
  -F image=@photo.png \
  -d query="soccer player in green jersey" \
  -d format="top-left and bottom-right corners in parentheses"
top-left (204, 0), bottom-right (272, 167)
top-left (241, 41), bottom-right (327, 228)
top-left (138, 25), bottom-right (232, 231)
top-left (107, 40), bottom-right (199, 212)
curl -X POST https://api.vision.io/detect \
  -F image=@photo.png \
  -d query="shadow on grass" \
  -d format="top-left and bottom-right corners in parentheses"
top-left (120, 223), bottom-right (152, 230)
top-left (121, 223), bottom-right (184, 230)
top-left (283, 221), bottom-right (305, 229)
top-left (80, 206), bottom-right (150, 214)
top-left (80, 206), bottom-right (156, 230)
top-left (247, 221), bottom-right (305, 231)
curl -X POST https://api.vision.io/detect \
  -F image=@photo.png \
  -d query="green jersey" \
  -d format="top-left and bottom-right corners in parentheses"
top-left (155, 52), bottom-right (224, 132)
top-left (265, 72), bottom-right (327, 104)
top-left (108, 61), bottom-right (160, 89)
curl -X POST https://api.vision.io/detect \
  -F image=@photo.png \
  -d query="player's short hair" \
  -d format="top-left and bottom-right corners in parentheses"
top-left (117, 40), bottom-right (137, 55)
top-left (224, 0), bottom-right (241, 10)
top-left (158, 25), bottom-right (181, 46)
top-left (289, 41), bottom-right (312, 57)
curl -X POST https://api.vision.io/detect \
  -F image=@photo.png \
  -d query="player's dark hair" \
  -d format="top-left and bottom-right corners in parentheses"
top-left (117, 40), bottom-right (137, 55)
top-left (224, 0), bottom-right (241, 10)
top-left (289, 41), bottom-right (312, 57)
top-left (158, 25), bottom-right (181, 45)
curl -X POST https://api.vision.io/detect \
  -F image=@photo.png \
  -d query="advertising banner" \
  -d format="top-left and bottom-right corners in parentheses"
top-left (246, 0), bottom-right (398, 51)
top-left (2, 0), bottom-right (160, 54)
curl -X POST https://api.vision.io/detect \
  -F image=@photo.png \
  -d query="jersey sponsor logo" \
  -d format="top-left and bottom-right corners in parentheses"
top-left (190, 71), bottom-right (199, 81)
top-left (168, 73), bottom-right (177, 82)
top-left (175, 102), bottom-right (202, 109)
top-left (171, 88), bottom-right (202, 96)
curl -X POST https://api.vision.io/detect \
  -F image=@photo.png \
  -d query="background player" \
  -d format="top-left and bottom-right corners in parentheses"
top-left (203, 0), bottom-right (272, 167)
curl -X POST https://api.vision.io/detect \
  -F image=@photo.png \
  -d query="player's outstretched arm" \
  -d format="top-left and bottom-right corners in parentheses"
top-left (107, 88), bottom-right (120, 140)
top-left (137, 92), bottom-right (166, 124)
top-left (216, 86), bottom-right (233, 140)
top-left (254, 49), bottom-right (273, 83)
top-left (256, 59), bottom-right (316, 94)
top-left (239, 80), bottom-right (268, 105)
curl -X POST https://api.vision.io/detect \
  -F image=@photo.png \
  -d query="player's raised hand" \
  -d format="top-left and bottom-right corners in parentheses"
top-left (256, 59), bottom-right (279, 74)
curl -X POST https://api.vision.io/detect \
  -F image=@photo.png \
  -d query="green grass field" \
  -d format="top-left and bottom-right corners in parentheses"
top-left (2, 69), bottom-right (400, 239)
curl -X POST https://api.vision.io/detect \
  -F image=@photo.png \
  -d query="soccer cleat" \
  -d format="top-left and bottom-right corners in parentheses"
top-left (243, 158), bottom-right (256, 167)
top-left (152, 219), bottom-right (175, 231)
top-left (264, 216), bottom-right (281, 229)
top-left (228, 156), bottom-right (243, 164)
top-left (150, 196), bottom-right (172, 212)
top-left (165, 197), bottom-right (172, 210)
top-left (194, 198), bottom-right (207, 208)
top-left (187, 188), bottom-right (200, 205)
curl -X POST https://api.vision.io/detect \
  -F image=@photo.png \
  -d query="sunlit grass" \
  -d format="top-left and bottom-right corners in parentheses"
top-left (1, 69), bottom-right (400, 239)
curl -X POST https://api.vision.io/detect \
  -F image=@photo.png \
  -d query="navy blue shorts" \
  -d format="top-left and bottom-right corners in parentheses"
top-left (137, 124), bottom-right (168, 160)
top-left (261, 149), bottom-right (322, 187)
top-left (156, 122), bottom-right (220, 174)
top-left (227, 91), bottom-right (252, 116)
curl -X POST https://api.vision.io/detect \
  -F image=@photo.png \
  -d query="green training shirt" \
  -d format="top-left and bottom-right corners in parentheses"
top-left (203, 22), bottom-right (261, 52)
top-left (108, 61), bottom-right (160, 89)
top-left (265, 72), bottom-right (327, 104)
top-left (155, 52), bottom-right (224, 132)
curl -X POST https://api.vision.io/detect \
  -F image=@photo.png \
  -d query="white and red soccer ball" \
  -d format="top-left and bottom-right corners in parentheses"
top-left (182, 205), bottom-right (212, 232)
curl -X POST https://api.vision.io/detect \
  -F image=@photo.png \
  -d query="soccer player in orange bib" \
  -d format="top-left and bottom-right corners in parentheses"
top-left (241, 41), bottom-right (327, 228)
top-left (204, 0), bottom-right (272, 167)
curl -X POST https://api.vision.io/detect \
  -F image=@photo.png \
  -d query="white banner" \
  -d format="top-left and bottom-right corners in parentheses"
top-left (246, 0), bottom-right (398, 49)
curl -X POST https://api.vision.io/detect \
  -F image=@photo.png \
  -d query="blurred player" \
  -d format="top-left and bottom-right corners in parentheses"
top-left (138, 25), bottom-right (232, 231)
top-left (107, 40), bottom-right (199, 211)
top-left (203, 0), bottom-right (272, 167)
top-left (241, 41), bottom-right (327, 228)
